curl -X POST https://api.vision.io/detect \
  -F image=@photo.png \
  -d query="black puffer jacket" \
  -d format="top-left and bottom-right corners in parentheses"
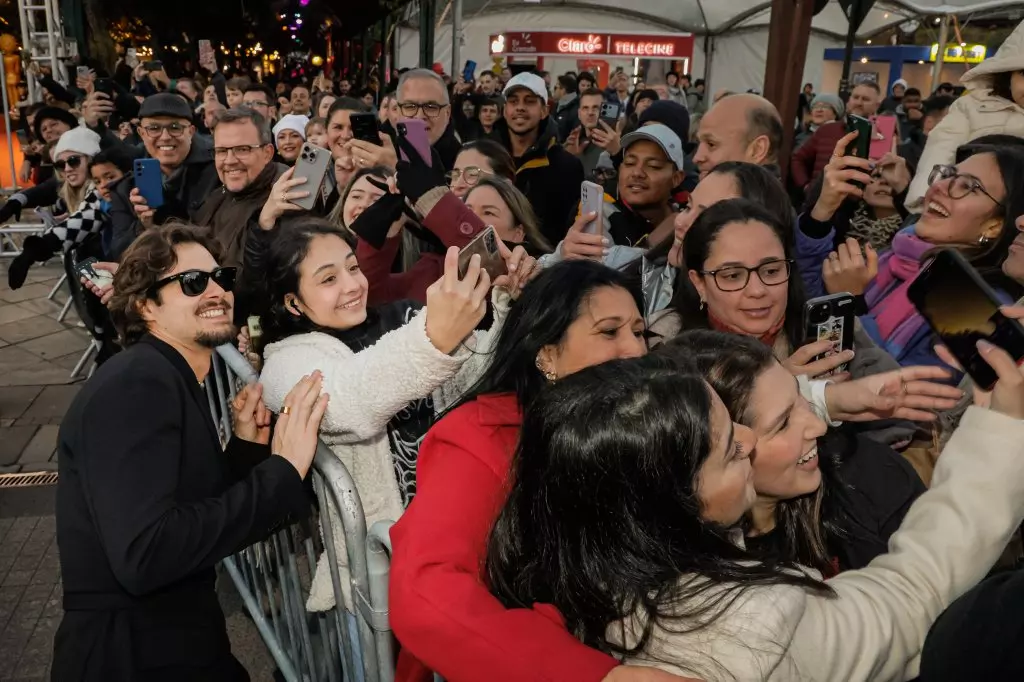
top-left (493, 117), bottom-right (584, 245)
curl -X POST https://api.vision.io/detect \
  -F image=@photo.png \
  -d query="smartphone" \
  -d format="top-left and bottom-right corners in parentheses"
top-left (76, 66), bottom-right (90, 79)
top-left (74, 257), bottom-right (114, 290)
top-left (125, 48), bottom-right (139, 69)
top-left (246, 315), bottom-right (264, 355)
top-left (462, 60), bottom-right (477, 84)
top-left (580, 180), bottom-right (604, 236)
top-left (845, 115), bottom-right (872, 158)
top-left (15, 129), bottom-right (29, 146)
top-left (908, 249), bottom-right (1024, 390)
top-left (350, 112), bottom-right (381, 146)
top-left (803, 293), bottom-right (856, 376)
top-left (290, 143), bottom-right (333, 211)
top-left (599, 101), bottom-right (621, 129)
top-left (133, 158), bottom-right (165, 209)
top-left (458, 225), bottom-right (508, 280)
top-left (870, 115), bottom-right (898, 160)
top-left (94, 78), bottom-right (115, 98)
top-left (398, 119), bottom-right (432, 167)
top-left (143, 60), bottom-right (163, 72)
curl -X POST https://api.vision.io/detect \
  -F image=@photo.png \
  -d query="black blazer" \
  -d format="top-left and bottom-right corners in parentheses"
top-left (53, 335), bottom-right (308, 681)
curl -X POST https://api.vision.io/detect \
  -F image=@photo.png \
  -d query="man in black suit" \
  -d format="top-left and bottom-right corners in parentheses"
top-left (53, 222), bottom-right (328, 681)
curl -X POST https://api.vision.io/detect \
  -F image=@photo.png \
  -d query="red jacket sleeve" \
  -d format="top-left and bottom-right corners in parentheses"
top-left (356, 235), bottom-right (443, 306)
top-left (421, 192), bottom-right (485, 248)
top-left (791, 129), bottom-right (817, 189)
top-left (390, 419), bottom-right (618, 682)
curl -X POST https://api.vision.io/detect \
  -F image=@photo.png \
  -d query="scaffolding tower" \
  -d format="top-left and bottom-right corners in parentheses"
top-left (17, 0), bottom-right (74, 103)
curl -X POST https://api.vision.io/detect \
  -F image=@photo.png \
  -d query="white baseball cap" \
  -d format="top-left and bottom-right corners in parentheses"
top-left (502, 72), bottom-right (548, 100)
top-left (620, 123), bottom-right (685, 170)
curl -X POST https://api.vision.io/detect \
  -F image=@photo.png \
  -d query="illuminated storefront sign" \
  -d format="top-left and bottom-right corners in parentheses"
top-left (490, 30), bottom-right (693, 60)
top-left (930, 43), bottom-right (986, 64)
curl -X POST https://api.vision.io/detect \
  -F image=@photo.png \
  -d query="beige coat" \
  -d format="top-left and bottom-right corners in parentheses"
top-left (907, 18), bottom-right (1024, 208)
top-left (611, 406), bottom-right (1024, 681)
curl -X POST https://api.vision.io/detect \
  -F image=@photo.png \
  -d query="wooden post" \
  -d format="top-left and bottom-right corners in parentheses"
top-left (763, 0), bottom-right (817, 182)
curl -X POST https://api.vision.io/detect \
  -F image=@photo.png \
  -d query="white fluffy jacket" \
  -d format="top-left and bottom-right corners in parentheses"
top-left (260, 291), bottom-right (509, 612)
top-left (609, 406), bottom-right (1024, 681)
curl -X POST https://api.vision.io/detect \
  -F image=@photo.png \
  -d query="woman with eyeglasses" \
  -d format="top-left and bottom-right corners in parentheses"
top-left (666, 199), bottom-right (898, 387)
top-left (447, 139), bottom-right (515, 199)
top-left (8, 128), bottom-right (107, 289)
top-left (796, 136), bottom-right (1024, 377)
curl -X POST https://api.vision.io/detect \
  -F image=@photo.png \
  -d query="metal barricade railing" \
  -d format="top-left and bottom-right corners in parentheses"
top-left (206, 345), bottom-right (398, 682)
top-left (0, 222), bottom-right (47, 257)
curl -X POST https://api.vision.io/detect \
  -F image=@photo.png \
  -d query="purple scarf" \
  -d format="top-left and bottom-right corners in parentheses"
top-left (864, 228), bottom-right (932, 353)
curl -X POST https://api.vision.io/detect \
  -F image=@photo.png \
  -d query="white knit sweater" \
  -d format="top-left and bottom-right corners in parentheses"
top-left (260, 290), bottom-right (509, 611)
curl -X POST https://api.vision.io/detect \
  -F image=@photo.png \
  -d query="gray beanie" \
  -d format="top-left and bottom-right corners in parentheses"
top-left (811, 93), bottom-right (845, 119)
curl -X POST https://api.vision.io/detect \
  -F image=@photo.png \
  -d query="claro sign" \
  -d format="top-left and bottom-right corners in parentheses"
top-left (490, 31), bottom-right (693, 60)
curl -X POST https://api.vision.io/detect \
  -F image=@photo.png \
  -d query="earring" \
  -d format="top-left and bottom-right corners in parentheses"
top-left (699, 298), bottom-right (706, 311)
top-left (979, 234), bottom-right (992, 245)
top-left (535, 358), bottom-right (557, 382)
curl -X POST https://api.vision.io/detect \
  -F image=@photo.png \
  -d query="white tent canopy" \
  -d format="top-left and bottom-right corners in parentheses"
top-left (396, 0), bottom-right (1024, 93)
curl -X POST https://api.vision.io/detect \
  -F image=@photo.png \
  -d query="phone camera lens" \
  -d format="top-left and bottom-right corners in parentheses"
top-left (810, 304), bottom-right (830, 324)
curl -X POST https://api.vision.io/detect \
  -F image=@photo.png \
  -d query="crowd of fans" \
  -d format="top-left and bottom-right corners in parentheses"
top-left (12, 18), bottom-right (1024, 682)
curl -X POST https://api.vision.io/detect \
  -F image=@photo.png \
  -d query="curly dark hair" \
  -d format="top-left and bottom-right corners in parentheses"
top-left (107, 223), bottom-right (223, 346)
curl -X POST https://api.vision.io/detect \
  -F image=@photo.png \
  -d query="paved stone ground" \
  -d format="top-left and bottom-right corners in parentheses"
top-left (0, 258), bottom-right (276, 681)
top-left (0, 259), bottom-right (91, 476)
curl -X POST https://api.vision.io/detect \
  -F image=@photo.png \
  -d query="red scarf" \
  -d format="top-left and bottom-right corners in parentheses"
top-left (708, 310), bottom-right (787, 348)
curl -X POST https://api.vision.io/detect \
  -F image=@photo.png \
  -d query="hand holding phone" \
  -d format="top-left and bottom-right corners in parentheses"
top-left (133, 158), bottom-right (164, 210)
top-left (457, 225), bottom-right (507, 279)
top-left (397, 119), bottom-right (432, 167)
top-left (909, 249), bottom-right (1024, 390)
top-left (580, 181), bottom-right (604, 235)
top-left (75, 257), bottom-right (114, 290)
top-left (425, 246), bottom-right (490, 354)
top-left (289, 144), bottom-right (332, 212)
top-left (845, 115), bottom-right (872, 159)
top-left (802, 292), bottom-right (857, 377)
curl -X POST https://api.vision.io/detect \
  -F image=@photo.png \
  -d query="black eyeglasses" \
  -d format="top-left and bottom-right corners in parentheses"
top-left (397, 101), bottom-right (447, 119)
top-left (149, 267), bottom-right (237, 298)
top-left (927, 164), bottom-right (1005, 208)
top-left (54, 155), bottom-right (83, 171)
top-left (141, 122), bottom-right (188, 138)
top-left (700, 259), bottom-right (793, 292)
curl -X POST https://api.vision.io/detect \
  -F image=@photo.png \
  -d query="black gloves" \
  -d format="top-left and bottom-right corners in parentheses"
top-left (393, 130), bottom-right (447, 204)
top-left (7, 235), bottom-right (55, 290)
top-left (347, 177), bottom-right (408, 250)
top-left (0, 197), bottom-right (24, 224)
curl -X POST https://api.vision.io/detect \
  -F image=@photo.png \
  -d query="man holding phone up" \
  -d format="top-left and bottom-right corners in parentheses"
top-left (107, 93), bottom-right (220, 259)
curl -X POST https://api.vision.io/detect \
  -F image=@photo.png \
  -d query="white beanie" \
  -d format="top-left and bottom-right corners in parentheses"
top-left (52, 127), bottom-right (101, 160)
top-left (273, 114), bottom-right (309, 141)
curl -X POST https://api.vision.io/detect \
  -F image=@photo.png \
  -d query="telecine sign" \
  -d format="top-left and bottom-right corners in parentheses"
top-left (491, 31), bottom-right (694, 59)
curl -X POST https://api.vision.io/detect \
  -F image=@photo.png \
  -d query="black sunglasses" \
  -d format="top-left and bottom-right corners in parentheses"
top-left (54, 155), bottom-right (83, 171)
top-left (149, 267), bottom-right (237, 298)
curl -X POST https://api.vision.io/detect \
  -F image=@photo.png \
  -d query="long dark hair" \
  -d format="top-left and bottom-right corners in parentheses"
top-left (486, 355), bottom-right (831, 672)
top-left (452, 260), bottom-right (643, 414)
top-left (645, 162), bottom-right (794, 263)
top-left (659, 330), bottom-right (849, 575)
top-left (671, 198), bottom-right (807, 349)
top-left (260, 217), bottom-right (364, 346)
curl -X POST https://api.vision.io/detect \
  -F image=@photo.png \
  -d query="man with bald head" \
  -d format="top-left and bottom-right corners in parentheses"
top-left (692, 93), bottom-right (784, 178)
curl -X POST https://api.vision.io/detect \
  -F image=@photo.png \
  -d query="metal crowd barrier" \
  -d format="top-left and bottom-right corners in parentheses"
top-left (206, 345), bottom-right (398, 682)
top-left (0, 221), bottom-right (47, 257)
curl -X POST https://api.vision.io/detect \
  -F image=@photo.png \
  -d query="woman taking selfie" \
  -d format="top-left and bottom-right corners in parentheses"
top-left (391, 261), bottom-right (687, 682)
top-left (487, 334), bottom-right (1024, 681)
top-left (797, 137), bottom-right (1024, 373)
top-left (664, 330), bottom-right (962, 574)
top-left (666, 199), bottom-right (899, 383)
top-left (257, 217), bottom-right (533, 612)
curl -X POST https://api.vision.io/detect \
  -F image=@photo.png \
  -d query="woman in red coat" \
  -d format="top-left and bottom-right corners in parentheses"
top-left (390, 261), bottom-right (696, 682)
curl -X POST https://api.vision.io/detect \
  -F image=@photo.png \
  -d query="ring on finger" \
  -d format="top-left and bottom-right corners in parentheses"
top-left (280, 405), bottom-right (292, 415)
